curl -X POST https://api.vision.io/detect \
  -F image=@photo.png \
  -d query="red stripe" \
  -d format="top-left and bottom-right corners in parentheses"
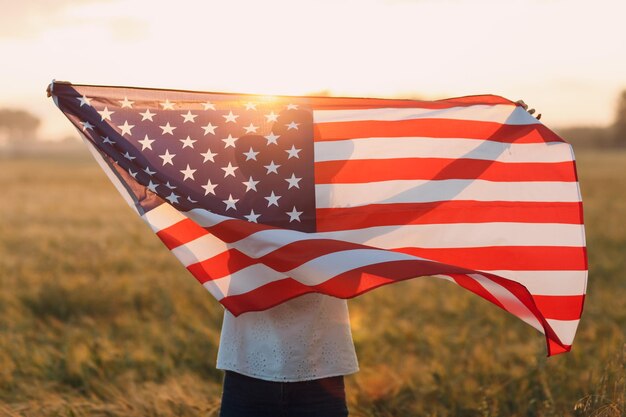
top-left (315, 159), bottom-right (577, 183)
top-left (314, 119), bottom-right (564, 144)
top-left (316, 201), bottom-right (584, 231)
top-left (394, 246), bottom-right (587, 271)
top-left (308, 94), bottom-right (515, 110)
top-left (156, 218), bottom-right (209, 249)
top-left (532, 294), bottom-right (585, 321)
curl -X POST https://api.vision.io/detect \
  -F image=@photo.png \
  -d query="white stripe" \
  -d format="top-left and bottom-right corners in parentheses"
top-left (486, 270), bottom-right (587, 296)
top-left (142, 203), bottom-right (187, 232)
top-left (203, 264), bottom-right (287, 300)
top-left (318, 223), bottom-right (585, 249)
top-left (313, 105), bottom-right (538, 125)
top-left (171, 234), bottom-right (230, 267)
top-left (316, 180), bottom-right (582, 208)
top-left (546, 319), bottom-right (580, 345)
top-left (314, 137), bottom-right (572, 163)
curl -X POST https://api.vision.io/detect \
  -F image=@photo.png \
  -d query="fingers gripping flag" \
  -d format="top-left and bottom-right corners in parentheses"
top-left (49, 81), bottom-right (587, 356)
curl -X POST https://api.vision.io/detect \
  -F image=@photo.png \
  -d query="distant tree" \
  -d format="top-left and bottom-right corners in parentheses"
top-left (613, 90), bottom-right (626, 147)
top-left (0, 108), bottom-right (41, 144)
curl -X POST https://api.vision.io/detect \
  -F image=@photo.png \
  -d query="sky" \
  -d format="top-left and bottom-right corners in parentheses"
top-left (1, 0), bottom-right (625, 140)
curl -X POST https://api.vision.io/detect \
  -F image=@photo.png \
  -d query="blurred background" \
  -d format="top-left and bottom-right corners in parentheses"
top-left (1, 0), bottom-right (625, 416)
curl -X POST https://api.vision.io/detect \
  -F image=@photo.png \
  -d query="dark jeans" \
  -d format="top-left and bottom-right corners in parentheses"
top-left (219, 371), bottom-right (349, 417)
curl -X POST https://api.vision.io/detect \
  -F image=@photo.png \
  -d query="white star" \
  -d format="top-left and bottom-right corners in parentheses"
top-left (285, 145), bottom-right (301, 159)
top-left (243, 147), bottom-right (259, 161)
top-left (147, 180), bottom-right (159, 193)
top-left (223, 194), bottom-right (239, 211)
top-left (160, 99), bottom-right (175, 110)
top-left (264, 132), bottom-right (280, 145)
top-left (187, 196), bottom-right (198, 203)
top-left (200, 148), bottom-right (217, 163)
top-left (179, 136), bottom-right (196, 148)
top-left (287, 103), bottom-right (299, 110)
top-left (244, 209), bottom-right (260, 223)
top-left (160, 122), bottom-right (176, 135)
top-left (286, 206), bottom-right (303, 222)
top-left (223, 110), bottom-right (239, 123)
top-left (265, 191), bottom-right (281, 207)
top-left (81, 121), bottom-right (94, 131)
top-left (118, 120), bottom-right (134, 136)
top-left (202, 101), bottom-right (216, 110)
top-left (286, 121), bottom-right (300, 130)
top-left (180, 164), bottom-right (197, 181)
top-left (221, 162), bottom-right (238, 177)
top-left (285, 173), bottom-right (302, 189)
top-left (159, 149), bottom-right (176, 166)
top-left (265, 111), bottom-right (279, 122)
top-left (140, 109), bottom-right (156, 121)
top-left (119, 97), bottom-right (134, 108)
top-left (243, 123), bottom-right (258, 134)
top-left (202, 122), bottom-right (218, 135)
top-left (128, 168), bottom-right (138, 178)
top-left (138, 135), bottom-right (155, 150)
top-left (264, 161), bottom-right (280, 174)
top-left (244, 102), bottom-right (257, 110)
top-left (242, 176), bottom-right (259, 192)
top-left (222, 134), bottom-right (238, 148)
top-left (166, 192), bottom-right (180, 204)
top-left (97, 107), bottom-right (114, 121)
top-left (123, 151), bottom-right (136, 161)
top-left (77, 95), bottom-right (92, 107)
top-left (144, 166), bottom-right (156, 176)
top-left (165, 181), bottom-right (177, 189)
top-left (201, 179), bottom-right (218, 195)
top-left (102, 136), bottom-right (115, 145)
top-left (181, 111), bottom-right (197, 123)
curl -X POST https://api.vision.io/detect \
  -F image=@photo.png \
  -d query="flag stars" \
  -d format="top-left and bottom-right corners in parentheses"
top-left (181, 111), bottom-right (198, 123)
top-left (264, 132), bottom-right (280, 145)
top-left (144, 166), bottom-right (156, 176)
top-left (159, 149), bottom-right (176, 166)
top-left (244, 102), bottom-right (257, 110)
top-left (200, 148), bottom-right (217, 163)
top-left (223, 194), bottom-right (239, 211)
top-left (285, 173), bottom-right (302, 189)
top-left (202, 122), bottom-right (218, 135)
top-left (201, 179), bottom-right (218, 195)
top-left (166, 192), bottom-right (180, 204)
top-left (128, 168), bottom-right (138, 178)
top-left (138, 135), bottom-right (155, 150)
top-left (223, 110), bottom-right (239, 123)
top-left (179, 136), bottom-right (196, 148)
top-left (118, 120), bottom-right (134, 136)
top-left (140, 109), bottom-right (156, 121)
top-left (147, 180), bottom-right (159, 193)
top-left (102, 136), bottom-right (115, 145)
top-left (180, 164), bottom-right (197, 181)
top-left (123, 151), bottom-right (136, 161)
top-left (265, 191), bottom-right (281, 207)
top-left (286, 103), bottom-right (299, 110)
top-left (97, 107), bottom-right (114, 121)
top-left (264, 161), bottom-right (280, 174)
top-left (244, 210), bottom-right (260, 223)
top-left (222, 134), bottom-right (238, 148)
top-left (119, 97), bottom-right (134, 108)
top-left (81, 121), bottom-right (94, 131)
top-left (265, 111), bottom-right (279, 122)
top-left (202, 101), bottom-right (216, 110)
top-left (165, 181), bottom-right (177, 189)
top-left (285, 145), bottom-right (301, 159)
top-left (243, 123), bottom-right (258, 134)
top-left (77, 95), bottom-right (92, 107)
top-left (286, 121), bottom-right (300, 130)
top-left (160, 99), bottom-right (175, 110)
top-left (221, 162), bottom-right (238, 177)
top-left (243, 147), bottom-right (259, 161)
top-left (286, 206), bottom-right (303, 222)
top-left (242, 176), bottom-right (259, 192)
top-left (160, 122), bottom-right (176, 135)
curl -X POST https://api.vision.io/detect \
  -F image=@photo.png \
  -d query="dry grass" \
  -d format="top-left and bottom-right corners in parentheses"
top-left (0, 148), bottom-right (624, 416)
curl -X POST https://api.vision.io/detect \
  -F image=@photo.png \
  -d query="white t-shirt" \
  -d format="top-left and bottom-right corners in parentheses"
top-left (216, 293), bottom-right (359, 382)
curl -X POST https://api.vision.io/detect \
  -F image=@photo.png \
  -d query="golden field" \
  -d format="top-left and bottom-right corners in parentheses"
top-left (0, 149), bottom-right (624, 417)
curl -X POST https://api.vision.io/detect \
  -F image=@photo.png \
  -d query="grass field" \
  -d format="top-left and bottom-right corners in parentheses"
top-left (0, 148), bottom-right (624, 416)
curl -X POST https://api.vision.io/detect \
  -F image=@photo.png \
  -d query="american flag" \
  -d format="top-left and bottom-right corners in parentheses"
top-left (50, 81), bottom-right (587, 356)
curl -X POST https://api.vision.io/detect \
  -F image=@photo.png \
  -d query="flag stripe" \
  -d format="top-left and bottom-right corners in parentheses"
top-left (315, 180), bottom-right (582, 208)
top-left (316, 201), bottom-right (584, 231)
top-left (314, 158), bottom-right (578, 183)
top-left (314, 119), bottom-right (564, 144)
top-left (314, 137), bottom-right (573, 163)
top-left (533, 295), bottom-right (585, 321)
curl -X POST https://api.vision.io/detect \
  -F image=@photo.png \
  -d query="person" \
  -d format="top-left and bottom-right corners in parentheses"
top-left (218, 293), bottom-right (358, 417)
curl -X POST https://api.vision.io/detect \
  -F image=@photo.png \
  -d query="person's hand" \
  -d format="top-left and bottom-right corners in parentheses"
top-left (515, 99), bottom-right (542, 120)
